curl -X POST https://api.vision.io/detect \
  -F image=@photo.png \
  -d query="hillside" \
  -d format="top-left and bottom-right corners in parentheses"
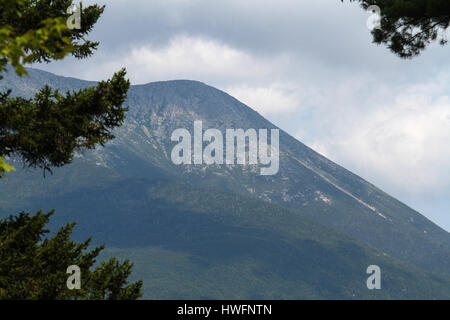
top-left (0, 67), bottom-right (449, 298)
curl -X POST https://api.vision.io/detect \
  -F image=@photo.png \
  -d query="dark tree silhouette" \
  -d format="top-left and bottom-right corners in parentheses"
top-left (0, 0), bottom-right (142, 299)
top-left (345, 0), bottom-right (450, 58)
top-left (0, 211), bottom-right (142, 299)
top-left (0, 0), bottom-right (129, 175)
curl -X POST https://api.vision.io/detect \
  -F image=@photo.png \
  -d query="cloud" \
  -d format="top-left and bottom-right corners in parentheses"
top-left (122, 35), bottom-right (291, 85)
top-left (296, 77), bottom-right (450, 195)
top-left (225, 83), bottom-right (301, 116)
top-left (53, 34), bottom-right (292, 87)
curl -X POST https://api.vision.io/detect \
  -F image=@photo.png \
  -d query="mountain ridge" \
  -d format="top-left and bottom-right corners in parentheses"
top-left (1, 67), bottom-right (449, 298)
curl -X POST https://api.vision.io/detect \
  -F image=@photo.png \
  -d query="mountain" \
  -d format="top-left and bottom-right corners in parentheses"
top-left (0, 67), bottom-right (449, 299)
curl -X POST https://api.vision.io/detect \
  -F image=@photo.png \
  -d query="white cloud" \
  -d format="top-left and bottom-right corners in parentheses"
top-left (72, 34), bottom-right (292, 87)
top-left (126, 35), bottom-right (261, 82)
top-left (225, 83), bottom-right (301, 116)
top-left (297, 78), bottom-right (450, 195)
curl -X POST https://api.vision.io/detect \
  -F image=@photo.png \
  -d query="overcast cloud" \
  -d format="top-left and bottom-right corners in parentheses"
top-left (36, 0), bottom-right (450, 231)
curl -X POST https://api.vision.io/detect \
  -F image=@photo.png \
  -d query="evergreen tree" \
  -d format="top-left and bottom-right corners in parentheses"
top-left (0, 210), bottom-right (142, 299)
top-left (0, 1), bottom-right (142, 299)
top-left (0, 0), bottom-right (129, 175)
top-left (345, 0), bottom-right (450, 58)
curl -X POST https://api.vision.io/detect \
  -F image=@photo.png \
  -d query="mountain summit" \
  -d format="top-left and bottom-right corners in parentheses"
top-left (1, 68), bottom-right (449, 299)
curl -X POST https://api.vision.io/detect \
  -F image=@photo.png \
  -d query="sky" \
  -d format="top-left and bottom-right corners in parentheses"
top-left (36, 0), bottom-right (450, 232)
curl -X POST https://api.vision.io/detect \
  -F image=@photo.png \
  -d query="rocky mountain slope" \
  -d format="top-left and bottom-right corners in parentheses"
top-left (0, 67), bottom-right (449, 298)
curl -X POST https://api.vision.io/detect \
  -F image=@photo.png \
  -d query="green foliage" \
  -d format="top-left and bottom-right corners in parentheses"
top-left (0, 0), bottom-right (129, 178)
top-left (0, 69), bottom-right (130, 173)
top-left (0, 156), bottom-right (15, 178)
top-left (0, 210), bottom-right (142, 299)
top-left (344, 0), bottom-right (450, 58)
top-left (0, 0), bottom-right (104, 77)
top-left (0, 0), bottom-right (141, 300)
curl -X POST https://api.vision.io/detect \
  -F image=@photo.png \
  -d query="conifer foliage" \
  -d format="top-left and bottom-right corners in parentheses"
top-left (0, 1), bottom-right (142, 299)
top-left (0, 0), bottom-right (129, 175)
top-left (0, 211), bottom-right (143, 299)
top-left (345, 0), bottom-right (450, 58)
